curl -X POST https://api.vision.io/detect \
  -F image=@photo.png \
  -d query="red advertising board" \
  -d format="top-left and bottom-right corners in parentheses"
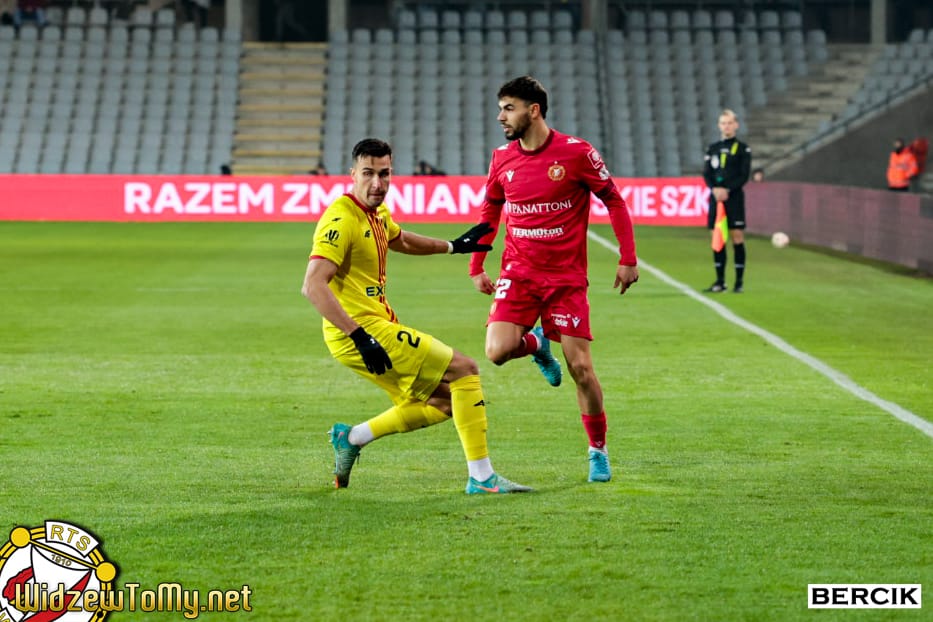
top-left (0, 175), bottom-right (708, 225)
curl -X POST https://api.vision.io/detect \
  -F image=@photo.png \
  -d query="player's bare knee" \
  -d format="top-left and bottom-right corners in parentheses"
top-left (567, 359), bottom-right (596, 385)
top-left (447, 351), bottom-right (480, 379)
top-left (426, 396), bottom-right (452, 416)
top-left (485, 346), bottom-right (510, 366)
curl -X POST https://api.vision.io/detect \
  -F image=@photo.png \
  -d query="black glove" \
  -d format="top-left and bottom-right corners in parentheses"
top-left (349, 327), bottom-right (392, 375)
top-left (449, 222), bottom-right (494, 254)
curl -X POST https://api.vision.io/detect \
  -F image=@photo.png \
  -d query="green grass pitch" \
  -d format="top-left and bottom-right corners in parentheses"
top-left (1, 222), bottom-right (930, 621)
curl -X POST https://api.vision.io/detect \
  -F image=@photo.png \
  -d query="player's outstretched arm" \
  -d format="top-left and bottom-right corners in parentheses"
top-left (388, 223), bottom-right (494, 256)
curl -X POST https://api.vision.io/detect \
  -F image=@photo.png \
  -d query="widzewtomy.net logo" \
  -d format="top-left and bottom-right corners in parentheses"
top-left (0, 521), bottom-right (252, 620)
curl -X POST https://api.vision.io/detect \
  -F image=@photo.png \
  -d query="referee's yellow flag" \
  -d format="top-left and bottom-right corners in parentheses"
top-left (711, 201), bottom-right (728, 251)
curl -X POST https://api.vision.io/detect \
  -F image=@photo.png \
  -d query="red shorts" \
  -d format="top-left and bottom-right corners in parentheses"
top-left (487, 274), bottom-right (592, 341)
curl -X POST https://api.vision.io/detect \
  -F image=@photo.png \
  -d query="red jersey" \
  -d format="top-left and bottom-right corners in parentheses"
top-left (469, 129), bottom-right (636, 284)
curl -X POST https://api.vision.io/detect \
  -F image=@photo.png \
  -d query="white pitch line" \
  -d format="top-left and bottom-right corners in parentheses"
top-left (588, 230), bottom-right (933, 440)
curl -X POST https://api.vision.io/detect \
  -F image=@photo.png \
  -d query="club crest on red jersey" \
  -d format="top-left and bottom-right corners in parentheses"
top-left (547, 163), bottom-right (566, 181)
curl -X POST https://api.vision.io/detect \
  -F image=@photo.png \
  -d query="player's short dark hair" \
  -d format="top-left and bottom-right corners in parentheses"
top-left (352, 138), bottom-right (392, 162)
top-left (498, 76), bottom-right (548, 119)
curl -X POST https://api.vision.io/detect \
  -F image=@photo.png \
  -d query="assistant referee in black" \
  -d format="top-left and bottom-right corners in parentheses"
top-left (702, 109), bottom-right (752, 293)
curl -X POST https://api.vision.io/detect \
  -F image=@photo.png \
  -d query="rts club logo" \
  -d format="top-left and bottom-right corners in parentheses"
top-left (0, 521), bottom-right (117, 622)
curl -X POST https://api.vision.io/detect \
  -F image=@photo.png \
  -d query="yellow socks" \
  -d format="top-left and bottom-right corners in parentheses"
top-left (449, 375), bottom-right (490, 462)
top-left (350, 376), bottom-right (495, 481)
top-left (366, 401), bottom-right (450, 440)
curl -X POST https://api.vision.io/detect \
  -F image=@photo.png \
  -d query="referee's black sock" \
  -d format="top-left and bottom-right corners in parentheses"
top-left (713, 249), bottom-right (726, 285)
top-left (734, 243), bottom-right (746, 285)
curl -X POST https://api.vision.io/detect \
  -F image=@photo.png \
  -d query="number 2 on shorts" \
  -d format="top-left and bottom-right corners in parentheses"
top-left (494, 278), bottom-right (512, 300)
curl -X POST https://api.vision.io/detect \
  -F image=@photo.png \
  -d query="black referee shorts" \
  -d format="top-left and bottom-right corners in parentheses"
top-left (707, 191), bottom-right (746, 230)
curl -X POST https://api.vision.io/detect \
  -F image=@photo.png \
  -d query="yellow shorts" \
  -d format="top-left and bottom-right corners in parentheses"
top-left (325, 318), bottom-right (453, 405)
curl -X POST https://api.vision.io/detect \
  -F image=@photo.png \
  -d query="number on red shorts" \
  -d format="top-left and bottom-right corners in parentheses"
top-left (494, 278), bottom-right (512, 300)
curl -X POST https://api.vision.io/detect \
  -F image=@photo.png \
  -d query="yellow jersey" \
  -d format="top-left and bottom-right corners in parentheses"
top-left (309, 193), bottom-right (402, 341)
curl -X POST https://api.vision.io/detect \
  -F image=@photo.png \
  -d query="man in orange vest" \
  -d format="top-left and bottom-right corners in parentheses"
top-left (887, 138), bottom-right (919, 192)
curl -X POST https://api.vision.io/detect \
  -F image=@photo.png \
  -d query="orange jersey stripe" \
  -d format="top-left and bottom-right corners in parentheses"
top-left (367, 211), bottom-right (397, 322)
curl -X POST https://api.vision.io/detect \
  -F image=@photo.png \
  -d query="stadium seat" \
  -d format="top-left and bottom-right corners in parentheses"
top-left (201, 27), bottom-right (220, 43)
top-left (626, 10), bottom-right (646, 32)
top-left (19, 24), bottom-right (39, 40)
top-left (154, 28), bottom-right (173, 44)
top-left (374, 28), bottom-right (393, 45)
top-left (760, 11), bottom-right (780, 30)
top-left (441, 29), bottom-right (460, 46)
top-left (762, 30), bottom-right (782, 46)
top-left (396, 29), bottom-right (415, 45)
top-left (670, 10), bottom-right (690, 31)
top-left (396, 9), bottom-right (415, 31)
top-left (65, 6), bottom-right (86, 27)
top-left (695, 30), bottom-right (714, 46)
top-left (418, 7), bottom-right (438, 30)
top-left (351, 28), bottom-right (370, 45)
top-left (464, 29), bottom-right (483, 46)
top-left (554, 29), bottom-right (573, 46)
top-left (718, 30), bottom-right (737, 46)
top-left (648, 10), bottom-right (666, 30)
top-left (131, 27), bottom-right (151, 44)
top-left (441, 10), bottom-right (460, 30)
top-left (131, 6), bottom-right (153, 27)
top-left (740, 29), bottom-right (760, 46)
top-left (42, 25), bottom-right (61, 42)
top-left (692, 10), bottom-right (713, 30)
top-left (507, 10), bottom-right (527, 30)
top-left (487, 30), bottom-right (506, 46)
top-left (88, 6), bottom-right (108, 27)
top-left (782, 11), bottom-right (803, 30)
top-left (108, 23), bottom-right (129, 44)
top-left (739, 10), bottom-right (757, 30)
top-left (553, 11), bottom-right (573, 31)
top-left (714, 10), bottom-right (734, 30)
top-left (529, 10), bottom-right (549, 30)
top-left (531, 30), bottom-right (550, 46)
top-left (155, 8), bottom-right (175, 29)
top-left (86, 32), bottom-right (106, 51)
top-left (486, 10), bottom-right (505, 32)
top-left (649, 30), bottom-right (670, 47)
top-left (463, 10), bottom-right (483, 31)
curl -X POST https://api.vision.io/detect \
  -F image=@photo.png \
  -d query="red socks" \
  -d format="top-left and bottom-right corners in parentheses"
top-left (515, 331), bottom-right (538, 358)
top-left (581, 412), bottom-right (607, 449)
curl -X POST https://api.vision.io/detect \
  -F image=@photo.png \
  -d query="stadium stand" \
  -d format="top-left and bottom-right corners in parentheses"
top-left (776, 28), bottom-right (933, 172)
top-left (0, 2), bottom-right (239, 175)
top-left (320, 5), bottom-right (843, 175)
top-left (1, 4), bottom-right (931, 177)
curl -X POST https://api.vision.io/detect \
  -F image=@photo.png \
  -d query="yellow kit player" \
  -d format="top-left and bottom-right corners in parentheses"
top-left (301, 138), bottom-right (531, 494)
